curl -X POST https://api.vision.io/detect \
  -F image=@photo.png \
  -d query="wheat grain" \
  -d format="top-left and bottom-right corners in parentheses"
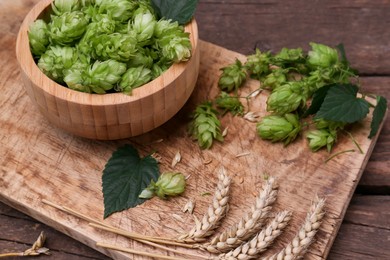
top-left (263, 196), bottom-right (326, 260)
top-left (178, 166), bottom-right (231, 243)
top-left (218, 210), bottom-right (291, 260)
top-left (205, 177), bottom-right (278, 253)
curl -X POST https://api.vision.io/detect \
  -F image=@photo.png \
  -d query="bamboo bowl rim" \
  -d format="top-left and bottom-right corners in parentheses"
top-left (16, 0), bottom-right (199, 106)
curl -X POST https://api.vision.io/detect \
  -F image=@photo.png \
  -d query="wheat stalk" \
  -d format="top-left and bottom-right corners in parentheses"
top-left (263, 196), bottom-right (326, 260)
top-left (205, 177), bottom-right (278, 253)
top-left (0, 232), bottom-right (50, 258)
top-left (218, 210), bottom-right (291, 260)
top-left (178, 166), bottom-right (232, 243)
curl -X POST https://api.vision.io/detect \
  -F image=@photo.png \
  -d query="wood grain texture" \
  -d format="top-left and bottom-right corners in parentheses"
top-left (15, 0), bottom-right (200, 140)
top-left (0, 39), bottom-right (386, 259)
top-left (1, 0), bottom-right (390, 259)
top-left (195, 0), bottom-right (390, 75)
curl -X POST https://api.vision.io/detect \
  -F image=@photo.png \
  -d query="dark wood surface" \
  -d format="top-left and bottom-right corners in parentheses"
top-left (1, 0), bottom-right (389, 259)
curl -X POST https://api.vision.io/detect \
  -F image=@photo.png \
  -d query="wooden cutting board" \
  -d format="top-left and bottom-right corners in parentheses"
top-left (0, 39), bottom-right (385, 259)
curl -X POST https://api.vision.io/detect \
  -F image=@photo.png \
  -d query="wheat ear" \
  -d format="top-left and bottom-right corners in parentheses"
top-left (218, 210), bottom-right (291, 260)
top-left (178, 166), bottom-right (231, 243)
top-left (263, 196), bottom-right (326, 260)
top-left (205, 177), bottom-right (278, 253)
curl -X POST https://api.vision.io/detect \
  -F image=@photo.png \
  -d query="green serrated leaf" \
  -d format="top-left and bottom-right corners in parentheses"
top-left (151, 0), bottom-right (199, 25)
top-left (303, 84), bottom-right (333, 117)
top-left (102, 144), bottom-right (159, 218)
top-left (369, 96), bottom-right (388, 138)
top-left (315, 84), bottom-right (370, 123)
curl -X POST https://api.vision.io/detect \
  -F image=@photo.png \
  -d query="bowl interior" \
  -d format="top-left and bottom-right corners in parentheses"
top-left (17, 0), bottom-right (199, 106)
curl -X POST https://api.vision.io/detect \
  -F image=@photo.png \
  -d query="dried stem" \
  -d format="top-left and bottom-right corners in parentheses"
top-left (263, 197), bottom-right (326, 260)
top-left (218, 211), bottom-right (291, 260)
top-left (43, 199), bottom-right (207, 259)
top-left (0, 231), bottom-right (50, 258)
top-left (178, 166), bottom-right (232, 243)
top-left (205, 177), bottom-right (278, 253)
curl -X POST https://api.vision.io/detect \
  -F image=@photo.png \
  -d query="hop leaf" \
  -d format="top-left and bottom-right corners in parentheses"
top-left (244, 49), bottom-right (272, 78)
top-left (218, 59), bottom-right (247, 92)
top-left (28, 19), bottom-right (50, 57)
top-left (38, 46), bottom-right (78, 82)
top-left (189, 102), bottom-right (224, 149)
top-left (256, 113), bottom-right (301, 145)
top-left (49, 11), bottom-right (89, 46)
top-left (267, 81), bottom-right (307, 115)
top-left (215, 91), bottom-right (244, 116)
top-left (306, 129), bottom-right (337, 152)
top-left (118, 66), bottom-right (152, 94)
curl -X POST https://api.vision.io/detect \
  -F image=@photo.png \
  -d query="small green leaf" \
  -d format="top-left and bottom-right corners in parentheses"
top-left (151, 0), bottom-right (199, 25)
top-left (369, 96), bottom-right (388, 138)
top-left (336, 43), bottom-right (348, 66)
top-left (315, 84), bottom-right (370, 123)
top-left (303, 84), bottom-right (333, 117)
top-left (102, 144), bottom-right (159, 218)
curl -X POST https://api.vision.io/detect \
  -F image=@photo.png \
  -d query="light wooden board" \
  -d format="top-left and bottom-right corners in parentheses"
top-left (0, 40), bottom-right (385, 259)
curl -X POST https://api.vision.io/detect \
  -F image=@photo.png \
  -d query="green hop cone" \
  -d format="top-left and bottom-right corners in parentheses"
top-left (307, 42), bottom-right (339, 69)
top-left (215, 91), bottom-right (244, 116)
top-left (244, 49), bottom-right (272, 78)
top-left (189, 102), bottom-right (224, 149)
top-left (157, 30), bottom-right (192, 63)
top-left (49, 11), bottom-right (89, 46)
top-left (273, 47), bottom-right (305, 64)
top-left (154, 172), bottom-right (186, 199)
top-left (38, 46), bottom-right (77, 82)
top-left (267, 81), bottom-right (307, 115)
top-left (77, 14), bottom-right (116, 55)
top-left (314, 118), bottom-right (346, 131)
top-left (262, 68), bottom-right (287, 90)
top-left (306, 129), bottom-right (337, 152)
top-left (127, 47), bottom-right (156, 69)
top-left (151, 59), bottom-right (171, 79)
top-left (83, 60), bottom-right (127, 93)
top-left (51, 0), bottom-right (81, 15)
top-left (63, 54), bottom-right (91, 92)
top-left (139, 172), bottom-right (186, 200)
top-left (256, 113), bottom-right (301, 145)
top-left (218, 59), bottom-right (247, 92)
top-left (118, 66), bottom-right (152, 94)
top-left (303, 68), bottom-right (332, 95)
top-left (154, 19), bottom-right (181, 38)
top-left (90, 33), bottom-right (137, 62)
top-left (28, 19), bottom-right (49, 57)
top-left (132, 12), bottom-right (157, 45)
top-left (96, 0), bottom-right (137, 22)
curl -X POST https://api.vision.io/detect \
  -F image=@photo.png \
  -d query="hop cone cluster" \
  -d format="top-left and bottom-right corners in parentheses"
top-left (215, 91), bottom-right (244, 116)
top-left (28, 0), bottom-right (192, 94)
top-left (217, 42), bottom-right (357, 151)
top-left (189, 102), bottom-right (224, 149)
top-left (139, 172), bottom-right (186, 199)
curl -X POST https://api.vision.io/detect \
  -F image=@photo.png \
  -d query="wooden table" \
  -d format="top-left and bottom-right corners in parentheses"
top-left (1, 0), bottom-right (389, 259)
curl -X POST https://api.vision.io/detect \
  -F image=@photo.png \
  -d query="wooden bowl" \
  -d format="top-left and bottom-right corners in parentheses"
top-left (16, 0), bottom-right (200, 140)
